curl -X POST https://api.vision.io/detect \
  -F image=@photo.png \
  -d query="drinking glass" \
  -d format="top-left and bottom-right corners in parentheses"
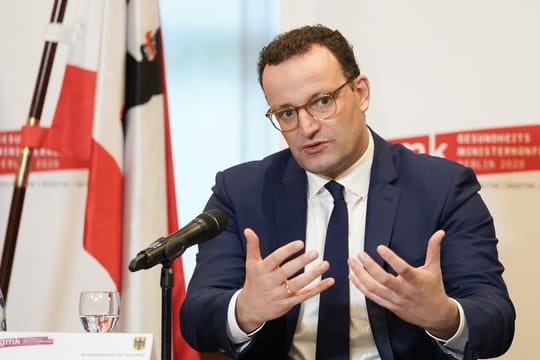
top-left (79, 291), bottom-right (120, 332)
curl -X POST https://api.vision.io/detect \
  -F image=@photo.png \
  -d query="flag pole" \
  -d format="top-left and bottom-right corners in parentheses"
top-left (0, 0), bottom-right (68, 298)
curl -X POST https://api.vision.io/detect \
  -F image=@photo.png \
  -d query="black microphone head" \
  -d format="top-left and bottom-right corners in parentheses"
top-left (198, 208), bottom-right (228, 237)
top-left (130, 208), bottom-right (229, 271)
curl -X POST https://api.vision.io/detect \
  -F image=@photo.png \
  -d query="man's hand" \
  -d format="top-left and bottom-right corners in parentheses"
top-left (236, 228), bottom-right (334, 333)
top-left (348, 230), bottom-right (459, 339)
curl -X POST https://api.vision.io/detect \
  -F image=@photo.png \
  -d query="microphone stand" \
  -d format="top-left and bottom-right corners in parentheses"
top-left (129, 209), bottom-right (228, 360)
top-left (160, 262), bottom-right (173, 360)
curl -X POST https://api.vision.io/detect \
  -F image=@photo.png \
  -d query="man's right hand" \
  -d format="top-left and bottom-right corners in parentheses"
top-left (235, 228), bottom-right (334, 333)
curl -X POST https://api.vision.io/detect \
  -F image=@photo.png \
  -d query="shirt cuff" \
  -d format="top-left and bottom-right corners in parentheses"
top-left (426, 298), bottom-right (469, 357)
top-left (226, 289), bottom-right (265, 345)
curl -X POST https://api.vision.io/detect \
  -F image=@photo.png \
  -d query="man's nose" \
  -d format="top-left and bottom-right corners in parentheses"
top-left (297, 108), bottom-right (320, 136)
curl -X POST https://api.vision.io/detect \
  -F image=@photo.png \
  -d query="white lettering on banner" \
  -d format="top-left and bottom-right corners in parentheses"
top-left (456, 146), bottom-right (540, 157)
top-left (401, 142), bottom-right (426, 154)
top-left (391, 125), bottom-right (540, 175)
top-left (0, 130), bottom-right (87, 174)
top-left (430, 134), bottom-right (448, 158)
top-left (457, 132), bottom-right (531, 145)
top-left (399, 136), bottom-right (448, 158)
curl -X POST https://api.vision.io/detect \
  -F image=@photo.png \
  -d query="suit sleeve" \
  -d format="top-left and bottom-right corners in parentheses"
top-left (180, 170), bottom-right (248, 356)
top-left (438, 166), bottom-right (515, 358)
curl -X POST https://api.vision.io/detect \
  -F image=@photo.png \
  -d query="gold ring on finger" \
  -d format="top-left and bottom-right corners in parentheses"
top-left (284, 280), bottom-right (293, 296)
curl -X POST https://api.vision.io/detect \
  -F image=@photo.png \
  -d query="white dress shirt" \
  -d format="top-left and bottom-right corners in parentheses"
top-left (289, 130), bottom-right (377, 359)
top-left (227, 130), bottom-right (468, 359)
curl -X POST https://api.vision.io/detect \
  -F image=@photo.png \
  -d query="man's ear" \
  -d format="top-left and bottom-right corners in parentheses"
top-left (354, 75), bottom-right (370, 112)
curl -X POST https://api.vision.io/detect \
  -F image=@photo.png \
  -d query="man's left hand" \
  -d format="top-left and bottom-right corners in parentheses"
top-left (348, 230), bottom-right (459, 339)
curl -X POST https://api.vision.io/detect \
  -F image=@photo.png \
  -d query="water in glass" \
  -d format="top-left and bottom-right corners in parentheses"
top-left (79, 291), bottom-right (120, 333)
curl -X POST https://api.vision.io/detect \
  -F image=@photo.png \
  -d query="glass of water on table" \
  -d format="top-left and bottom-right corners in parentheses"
top-left (79, 291), bottom-right (120, 332)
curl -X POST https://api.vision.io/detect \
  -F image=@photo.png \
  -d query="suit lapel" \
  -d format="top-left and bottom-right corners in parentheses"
top-left (273, 153), bottom-right (307, 350)
top-left (365, 131), bottom-right (400, 360)
top-left (365, 131), bottom-right (400, 260)
top-left (274, 154), bottom-right (308, 248)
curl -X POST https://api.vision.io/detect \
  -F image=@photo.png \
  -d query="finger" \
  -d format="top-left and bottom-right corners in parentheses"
top-left (349, 272), bottom-right (393, 309)
top-left (261, 240), bottom-right (305, 272)
top-left (287, 277), bottom-right (334, 304)
top-left (278, 249), bottom-right (320, 279)
top-left (377, 245), bottom-right (413, 278)
top-left (286, 259), bottom-right (329, 292)
top-left (348, 257), bottom-right (395, 310)
top-left (357, 251), bottom-right (399, 287)
top-left (425, 230), bottom-right (445, 268)
top-left (349, 254), bottom-right (400, 302)
top-left (244, 228), bottom-right (262, 262)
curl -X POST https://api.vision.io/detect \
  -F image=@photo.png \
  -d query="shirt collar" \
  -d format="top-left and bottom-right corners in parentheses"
top-left (306, 129), bottom-right (374, 200)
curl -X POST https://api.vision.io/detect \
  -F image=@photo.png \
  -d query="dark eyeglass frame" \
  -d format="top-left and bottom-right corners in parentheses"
top-left (265, 78), bottom-right (354, 132)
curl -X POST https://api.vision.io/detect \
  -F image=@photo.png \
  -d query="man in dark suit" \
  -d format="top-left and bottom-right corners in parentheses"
top-left (180, 25), bottom-right (515, 359)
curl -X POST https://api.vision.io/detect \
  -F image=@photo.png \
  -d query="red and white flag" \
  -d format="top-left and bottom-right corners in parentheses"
top-left (1, 0), bottom-right (197, 358)
top-left (122, 1), bottom-right (198, 359)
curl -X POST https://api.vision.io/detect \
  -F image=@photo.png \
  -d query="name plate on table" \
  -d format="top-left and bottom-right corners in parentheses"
top-left (0, 332), bottom-right (153, 359)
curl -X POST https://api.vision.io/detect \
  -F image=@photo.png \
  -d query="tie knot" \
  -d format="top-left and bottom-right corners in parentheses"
top-left (324, 181), bottom-right (345, 201)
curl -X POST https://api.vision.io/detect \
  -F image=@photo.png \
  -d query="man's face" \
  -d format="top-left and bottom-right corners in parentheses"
top-left (262, 45), bottom-right (370, 179)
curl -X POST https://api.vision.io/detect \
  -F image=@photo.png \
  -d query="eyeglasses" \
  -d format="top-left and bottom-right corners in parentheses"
top-left (265, 79), bottom-right (353, 132)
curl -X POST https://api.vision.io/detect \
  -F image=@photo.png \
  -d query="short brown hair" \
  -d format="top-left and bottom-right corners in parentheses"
top-left (257, 24), bottom-right (360, 87)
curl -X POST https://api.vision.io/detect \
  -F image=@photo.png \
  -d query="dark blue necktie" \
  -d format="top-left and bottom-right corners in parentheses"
top-left (316, 181), bottom-right (350, 360)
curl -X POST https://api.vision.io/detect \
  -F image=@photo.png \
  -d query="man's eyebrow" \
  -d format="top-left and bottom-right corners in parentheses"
top-left (270, 89), bottom-right (330, 110)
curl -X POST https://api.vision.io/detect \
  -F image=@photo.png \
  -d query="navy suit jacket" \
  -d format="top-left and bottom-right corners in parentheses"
top-left (180, 130), bottom-right (515, 359)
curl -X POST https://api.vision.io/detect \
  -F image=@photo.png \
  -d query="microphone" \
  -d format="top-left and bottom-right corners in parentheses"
top-left (128, 208), bottom-right (228, 272)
